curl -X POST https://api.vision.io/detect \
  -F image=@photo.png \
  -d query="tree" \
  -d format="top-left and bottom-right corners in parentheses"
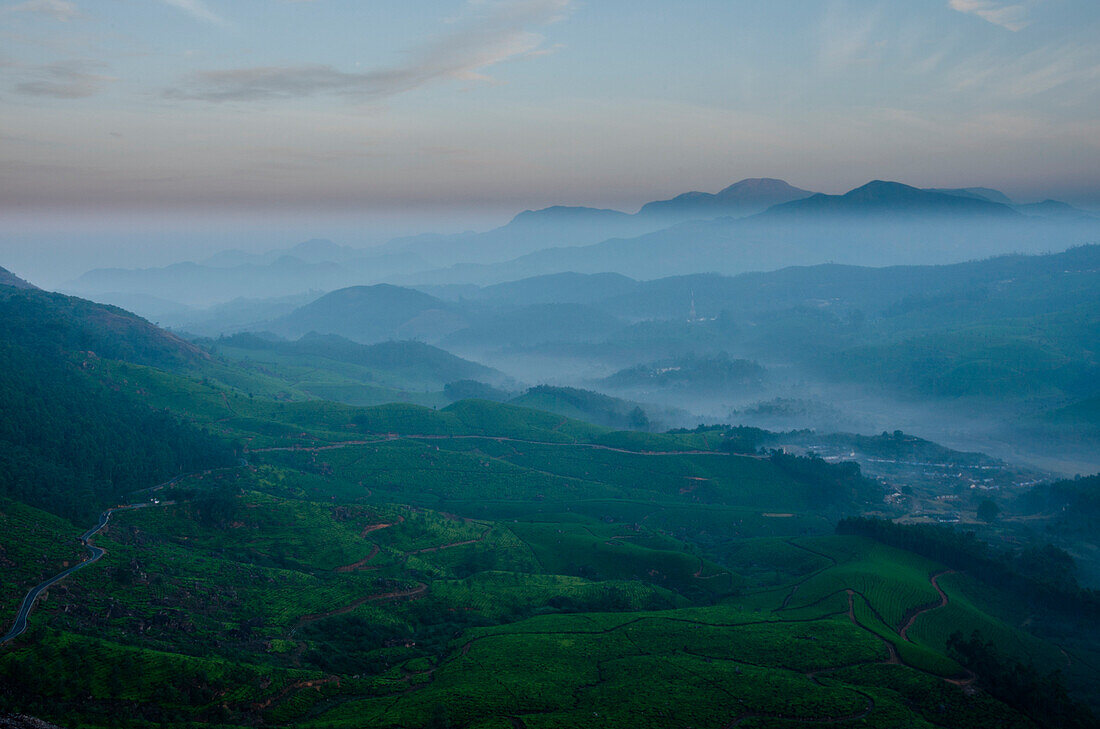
top-left (426, 703), bottom-right (452, 729)
top-left (977, 498), bottom-right (1000, 523)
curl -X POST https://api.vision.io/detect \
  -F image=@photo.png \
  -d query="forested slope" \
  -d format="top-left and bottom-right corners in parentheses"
top-left (0, 285), bottom-right (233, 520)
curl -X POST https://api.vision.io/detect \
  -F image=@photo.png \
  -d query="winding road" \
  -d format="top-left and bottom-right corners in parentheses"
top-left (247, 433), bottom-right (742, 458)
top-left (0, 501), bottom-right (161, 645)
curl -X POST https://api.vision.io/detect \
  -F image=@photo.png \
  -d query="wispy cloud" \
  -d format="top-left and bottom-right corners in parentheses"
top-left (165, 0), bottom-right (572, 102)
top-left (162, 0), bottom-right (226, 26)
top-left (1, 0), bottom-right (80, 22)
top-left (945, 39), bottom-right (1100, 108)
top-left (948, 0), bottom-right (1031, 32)
top-left (14, 59), bottom-right (114, 98)
top-left (819, 4), bottom-right (887, 70)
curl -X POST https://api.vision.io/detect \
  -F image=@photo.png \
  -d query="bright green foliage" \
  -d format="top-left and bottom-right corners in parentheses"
top-left (0, 298), bottom-right (1082, 728)
top-left (784, 542), bottom-right (940, 629)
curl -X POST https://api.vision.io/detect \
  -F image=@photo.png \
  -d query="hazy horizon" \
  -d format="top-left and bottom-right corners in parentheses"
top-left (5, 173), bottom-right (1100, 290)
top-left (4, 0), bottom-right (1099, 219)
top-left (5, 0), bottom-right (1100, 286)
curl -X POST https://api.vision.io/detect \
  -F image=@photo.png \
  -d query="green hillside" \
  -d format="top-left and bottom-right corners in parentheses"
top-left (508, 385), bottom-right (651, 430)
top-left (269, 284), bottom-right (466, 343)
top-left (0, 284), bottom-right (1094, 729)
top-left (0, 288), bottom-right (234, 521)
top-left (209, 332), bottom-right (508, 407)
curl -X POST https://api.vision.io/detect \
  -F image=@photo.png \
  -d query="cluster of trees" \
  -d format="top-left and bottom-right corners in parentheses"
top-left (818, 429), bottom-right (995, 466)
top-left (443, 379), bottom-right (512, 403)
top-left (769, 452), bottom-right (883, 507)
top-left (603, 352), bottom-right (765, 392)
top-left (948, 630), bottom-right (1096, 729)
top-left (1018, 474), bottom-right (1100, 534)
top-left (518, 385), bottom-right (650, 430)
top-left (719, 426), bottom-right (772, 454)
top-left (836, 517), bottom-right (1098, 614)
top-left (191, 487), bottom-right (244, 529)
top-left (301, 613), bottom-right (415, 674)
top-left (664, 423), bottom-right (771, 454)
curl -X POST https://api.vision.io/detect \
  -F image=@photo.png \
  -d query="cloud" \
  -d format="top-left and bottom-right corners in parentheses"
top-left (162, 0), bottom-right (226, 26)
top-left (14, 60), bottom-right (114, 98)
top-left (948, 0), bottom-right (1031, 31)
top-left (819, 4), bottom-right (887, 70)
top-left (945, 39), bottom-right (1100, 108)
top-left (2, 0), bottom-right (80, 21)
top-left (165, 0), bottom-right (572, 102)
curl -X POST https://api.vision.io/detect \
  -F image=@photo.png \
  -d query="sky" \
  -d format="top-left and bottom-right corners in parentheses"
top-left (2, 0), bottom-right (1100, 280)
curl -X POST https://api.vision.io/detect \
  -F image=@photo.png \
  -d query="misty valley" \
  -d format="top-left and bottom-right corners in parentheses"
top-left (1, 173), bottom-right (1099, 729)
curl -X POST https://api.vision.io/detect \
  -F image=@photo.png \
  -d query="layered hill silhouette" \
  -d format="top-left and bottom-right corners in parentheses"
top-left (384, 206), bottom-right (662, 268)
top-left (267, 284), bottom-right (467, 343)
top-left (70, 251), bottom-right (430, 309)
top-left (405, 181), bottom-right (1096, 285)
top-left (762, 181), bottom-right (1019, 218)
top-left (66, 178), bottom-right (1099, 312)
top-left (244, 245), bottom-right (1100, 344)
top-left (927, 186), bottom-right (1013, 204)
top-left (218, 331), bottom-right (503, 390)
top-left (384, 179), bottom-right (823, 268)
top-left (638, 177), bottom-right (814, 223)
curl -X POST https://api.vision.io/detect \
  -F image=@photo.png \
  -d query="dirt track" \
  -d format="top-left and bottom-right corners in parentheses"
top-left (335, 545), bottom-right (380, 573)
top-left (899, 570), bottom-right (956, 641)
top-left (246, 433), bottom-right (749, 459)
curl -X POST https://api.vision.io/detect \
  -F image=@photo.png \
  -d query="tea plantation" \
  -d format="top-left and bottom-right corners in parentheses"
top-left (0, 369), bottom-right (1088, 728)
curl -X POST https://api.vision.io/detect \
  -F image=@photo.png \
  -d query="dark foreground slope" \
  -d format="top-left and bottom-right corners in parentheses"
top-left (0, 284), bottom-right (233, 521)
top-left (0, 284), bottom-right (1094, 729)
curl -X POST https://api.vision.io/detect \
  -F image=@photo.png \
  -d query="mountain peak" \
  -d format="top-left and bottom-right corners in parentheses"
top-left (508, 206), bottom-right (632, 227)
top-left (639, 177), bottom-right (814, 221)
top-left (763, 180), bottom-right (1019, 218)
top-left (843, 180), bottom-right (923, 200)
top-left (717, 178), bottom-right (809, 197)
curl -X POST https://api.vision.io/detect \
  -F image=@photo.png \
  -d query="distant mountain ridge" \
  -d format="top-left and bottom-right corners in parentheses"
top-left (401, 180), bottom-right (1096, 285)
top-left (380, 205), bottom-right (664, 268)
top-left (70, 250), bottom-right (430, 309)
top-left (925, 187), bottom-right (1015, 205)
top-left (202, 238), bottom-right (362, 267)
top-left (64, 177), bottom-right (1098, 312)
top-left (256, 244), bottom-right (1100, 358)
top-left (762, 181), bottom-right (1019, 218)
top-left (1016, 199), bottom-right (1095, 220)
top-left (383, 179), bottom-right (820, 267)
top-left (638, 178), bottom-right (814, 222)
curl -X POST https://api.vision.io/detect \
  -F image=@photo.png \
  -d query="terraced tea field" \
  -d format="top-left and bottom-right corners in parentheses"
top-left (0, 396), bottom-right (1083, 728)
